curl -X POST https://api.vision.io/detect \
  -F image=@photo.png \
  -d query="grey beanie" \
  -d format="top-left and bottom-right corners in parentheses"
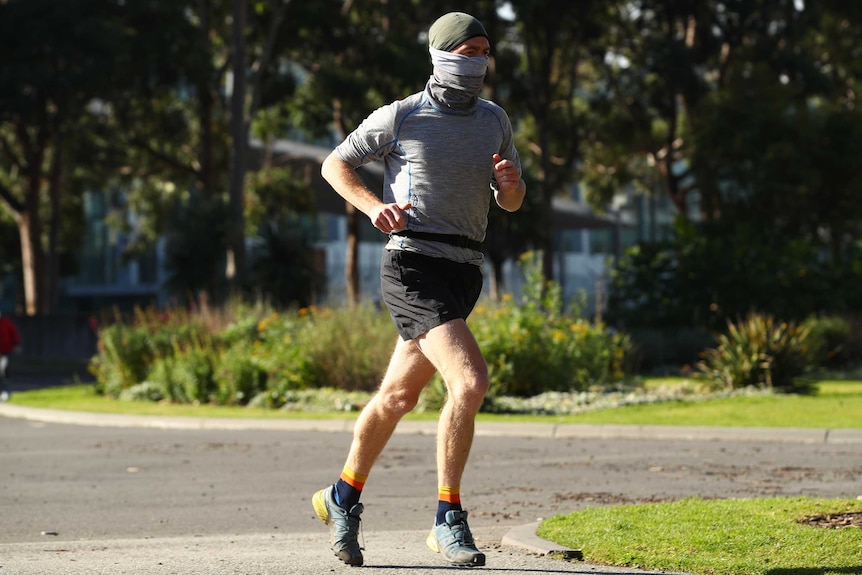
top-left (428, 12), bottom-right (488, 52)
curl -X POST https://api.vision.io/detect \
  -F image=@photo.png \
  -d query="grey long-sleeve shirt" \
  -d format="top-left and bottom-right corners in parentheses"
top-left (334, 89), bottom-right (521, 265)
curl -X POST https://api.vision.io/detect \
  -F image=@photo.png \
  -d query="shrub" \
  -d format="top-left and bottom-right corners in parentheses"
top-left (118, 381), bottom-right (165, 402)
top-left (802, 315), bottom-right (852, 369)
top-left (845, 314), bottom-right (862, 366)
top-left (296, 304), bottom-right (397, 392)
top-left (213, 344), bottom-right (268, 405)
top-left (140, 338), bottom-right (219, 404)
top-left (216, 304), bottom-right (268, 347)
top-left (92, 323), bottom-right (155, 397)
top-left (471, 253), bottom-right (635, 398)
top-left (698, 314), bottom-right (813, 393)
top-left (145, 356), bottom-right (188, 403)
top-left (173, 343), bottom-right (218, 403)
top-left (88, 278), bottom-right (637, 408)
top-left (90, 307), bottom-right (212, 398)
top-left (244, 310), bottom-right (314, 394)
top-left (606, 219), bottom-right (862, 333)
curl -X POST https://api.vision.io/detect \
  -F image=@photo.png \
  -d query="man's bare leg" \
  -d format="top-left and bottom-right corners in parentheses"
top-left (344, 335), bottom-right (437, 477)
top-left (416, 319), bottom-right (489, 487)
top-left (417, 318), bottom-right (488, 566)
top-left (312, 336), bottom-right (436, 566)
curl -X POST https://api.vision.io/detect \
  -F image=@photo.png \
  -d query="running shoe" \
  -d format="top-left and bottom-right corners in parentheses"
top-left (426, 509), bottom-right (485, 566)
top-left (312, 485), bottom-right (364, 566)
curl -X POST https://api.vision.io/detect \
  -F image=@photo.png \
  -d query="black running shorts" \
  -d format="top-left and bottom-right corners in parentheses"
top-left (380, 249), bottom-right (483, 341)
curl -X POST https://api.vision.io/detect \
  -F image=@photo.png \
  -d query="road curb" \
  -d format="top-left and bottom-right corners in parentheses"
top-left (502, 522), bottom-right (583, 560)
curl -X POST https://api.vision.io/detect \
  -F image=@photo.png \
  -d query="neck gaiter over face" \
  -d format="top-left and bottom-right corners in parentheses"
top-left (426, 46), bottom-right (489, 115)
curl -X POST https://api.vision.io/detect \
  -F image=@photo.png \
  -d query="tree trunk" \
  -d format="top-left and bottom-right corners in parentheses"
top-left (16, 214), bottom-right (34, 315)
top-left (539, 173), bottom-right (555, 283)
top-left (46, 136), bottom-right (63, 314)
top-left (331, 99), bottom-right (361, 304)
top-left (23, 152), bottom-right (46, 316)
top-left (489, 257), bottom-right (504, 301)
top-left (227, 0), bottom-right (248, 287)
top-left (345, 203), bottom-right (360, 306)
top-left (16, 211), bottom-right (43, 316)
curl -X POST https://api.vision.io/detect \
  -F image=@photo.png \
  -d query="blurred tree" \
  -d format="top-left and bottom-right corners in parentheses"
top-left (497, 0), bottom-right (612, 280)
top-left (7, 0), bottom-right (861, 322)
top-left (796, 0), bottom-right (862, 264)
top-left (690, 69), bottom-right (862, 265)
top-left (88, 0), bottom-right (219, 256)
top-left (581, 0), bottom-right (821, 220)
top-left (0, 209), bottom-right (20, 310)
top-left (249, 217), bottom-right (321, 309)
top-left (0, 0), bottom-right (142, 315)
top-left (96, 0), bottom-right (295, 306)
top-left (162, 193), bottom-right (230, 305)
top-left (227, 0), bottom-right (291, 289)
top-left (590, 0), bottom-right (862, 330)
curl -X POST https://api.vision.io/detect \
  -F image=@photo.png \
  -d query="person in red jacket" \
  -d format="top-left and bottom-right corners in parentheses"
top-left (0, 312), bottom-right (21, 401)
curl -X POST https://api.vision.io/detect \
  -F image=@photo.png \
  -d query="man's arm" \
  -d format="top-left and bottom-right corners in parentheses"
top-left (321, 151), bottom-right (412, 233)
top-left (492, 153), bottom-right (526, 212)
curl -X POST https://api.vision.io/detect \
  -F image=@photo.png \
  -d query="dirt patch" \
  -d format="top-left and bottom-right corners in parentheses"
top-left (798, 511), bottom-right (862, 529)
top-left (551, 492), bottom-right (676, 505)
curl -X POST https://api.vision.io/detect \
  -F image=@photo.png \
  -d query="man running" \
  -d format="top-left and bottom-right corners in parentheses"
top-left (313, 11), bottom-right (525, 567)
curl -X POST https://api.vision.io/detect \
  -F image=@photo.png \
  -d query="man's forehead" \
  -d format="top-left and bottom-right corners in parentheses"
top-left (456, 36), bottom-right (491, 50)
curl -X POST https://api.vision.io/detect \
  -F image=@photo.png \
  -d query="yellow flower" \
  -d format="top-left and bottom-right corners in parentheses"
top-left (569, 322), bottom-right (588, 335)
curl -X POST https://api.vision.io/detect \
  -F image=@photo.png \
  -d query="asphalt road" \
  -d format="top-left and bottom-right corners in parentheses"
top-left (1, 410), bottom-right (861, 574)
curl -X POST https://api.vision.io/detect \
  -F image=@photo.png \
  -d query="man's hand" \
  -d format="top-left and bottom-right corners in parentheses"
top-left (493, 153), bottom-right (521, 193)
top-left (322, 152), bottom-right (414, 234)
top-left (369, 202), bottom-right (412, 233)
top-left (492, 154), bottom-right (526, 212)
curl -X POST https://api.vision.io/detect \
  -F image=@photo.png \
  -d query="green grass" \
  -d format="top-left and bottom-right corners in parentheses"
top-left (8, 378), bottom-right (862, 428)
top-left (484, 377), bottom-right (862, 428)
top-left (538, 379), bottom-right (862, 428)
top-left (538, 496), bottom-right (862, 575)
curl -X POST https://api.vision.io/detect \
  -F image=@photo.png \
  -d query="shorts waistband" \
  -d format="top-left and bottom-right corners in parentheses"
top-left (391, 230), bottom-right (482, 252)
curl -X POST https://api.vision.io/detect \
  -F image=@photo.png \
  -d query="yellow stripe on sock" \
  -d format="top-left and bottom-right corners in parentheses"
top-left (438, 486), bottom-right (461, 504)
top-left (340, 466), bottom-right (368, 490)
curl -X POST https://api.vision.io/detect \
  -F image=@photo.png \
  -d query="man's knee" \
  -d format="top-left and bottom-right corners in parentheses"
top-left (447, 376), bottom-right (489, 409)
top-left (376, 389), bottom-right (420, 417)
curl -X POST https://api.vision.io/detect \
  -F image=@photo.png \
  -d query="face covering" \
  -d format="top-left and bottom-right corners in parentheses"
top-left (426, 46), bottom-right (489, 115)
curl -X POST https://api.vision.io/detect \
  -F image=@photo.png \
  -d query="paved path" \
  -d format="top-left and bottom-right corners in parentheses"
top-left (0, 530), bottom-right (672, 575)
top-left (1, 403), bottom-right (861, 574)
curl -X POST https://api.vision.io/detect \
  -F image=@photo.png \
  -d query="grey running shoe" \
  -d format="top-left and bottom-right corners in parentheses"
top-left (426, 509), bottom-right (486, 566)
top-left (312, 485), bottom-right (364, 566)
